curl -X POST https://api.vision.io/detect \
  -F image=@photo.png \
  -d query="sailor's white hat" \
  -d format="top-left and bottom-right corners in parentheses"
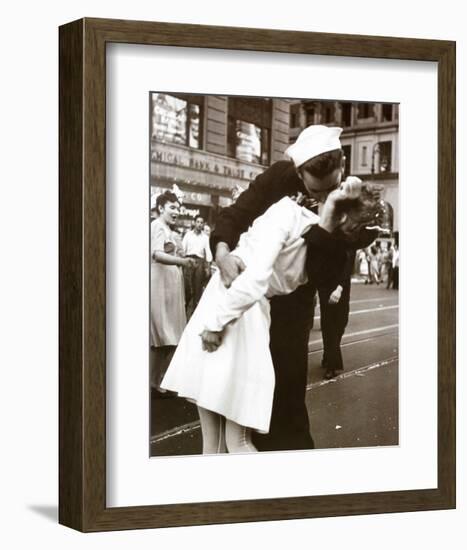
top-left (285, 125), bottom-right (343, 167)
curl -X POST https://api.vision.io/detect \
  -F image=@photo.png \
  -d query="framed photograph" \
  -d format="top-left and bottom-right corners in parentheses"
top-left (59, 18), bottom-right (455, 532)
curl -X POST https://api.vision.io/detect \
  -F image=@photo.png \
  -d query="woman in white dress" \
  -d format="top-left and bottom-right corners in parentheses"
top-left (150, 191), bottom-right (195, 393)
top-left (161, 178), bottom-right (376, 453)
top-left (368, 245), bottom-right (382, 285)
top-left (358, 248), bottom-right (370, 283)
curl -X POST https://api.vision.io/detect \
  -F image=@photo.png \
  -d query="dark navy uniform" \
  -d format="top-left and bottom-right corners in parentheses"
top-left (304, 225), bottom-right (378, 378)
top-left (211, 161), bottom-right (316, 451)
top-left (304, 226), bottom-right (354, 377)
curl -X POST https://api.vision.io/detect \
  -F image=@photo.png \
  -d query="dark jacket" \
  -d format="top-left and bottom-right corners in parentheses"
top-left (211, 158), bottom-right (377, 291)
top-left (304, 225), bottom-right (354, 292)
top-left (210, 161), bottom-right (306, 253)
top-left (304, 225), bottom-right (378, 292)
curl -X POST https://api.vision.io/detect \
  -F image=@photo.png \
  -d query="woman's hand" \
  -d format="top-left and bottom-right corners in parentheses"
top-left (338, 176), bottom-right (363, 200)
top-left (319, 177), bottom-right (363, 233)
top-left (152, 251), bottom-right (194, 267)
top-left (200, 329), bottom-right (224, 352)
top-left (328, 176), bottom-right (363, 204)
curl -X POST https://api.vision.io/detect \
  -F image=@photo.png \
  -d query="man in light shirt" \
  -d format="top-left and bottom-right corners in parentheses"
top-left (182, 216), bottom-right (213, 317)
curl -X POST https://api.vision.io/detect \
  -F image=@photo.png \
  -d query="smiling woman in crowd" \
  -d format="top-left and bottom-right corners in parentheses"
top-left (150, 191), bottom-right (194, 395)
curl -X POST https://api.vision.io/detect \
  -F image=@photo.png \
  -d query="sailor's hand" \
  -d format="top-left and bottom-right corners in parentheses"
top-left (200, 330), bottom-right (224, 352)
top-left (215, 244), bottom-right (246, 288)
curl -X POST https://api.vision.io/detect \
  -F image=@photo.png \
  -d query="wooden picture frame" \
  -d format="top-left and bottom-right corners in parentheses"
top-left (59, 17), bottom-right (455, 532)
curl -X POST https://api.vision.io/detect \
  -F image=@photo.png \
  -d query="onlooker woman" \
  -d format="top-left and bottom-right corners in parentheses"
top-left (358, 248), bottom-right (370, 283)
top-left (151, 191), bottom-right (194, 395)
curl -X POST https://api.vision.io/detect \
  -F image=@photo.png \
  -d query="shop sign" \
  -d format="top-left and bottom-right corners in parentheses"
top-left (151, 142), bottom-right (264, 182)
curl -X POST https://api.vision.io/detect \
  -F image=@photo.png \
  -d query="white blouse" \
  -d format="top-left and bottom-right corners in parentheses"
top-left (202, 197), bottom-right (319, 332)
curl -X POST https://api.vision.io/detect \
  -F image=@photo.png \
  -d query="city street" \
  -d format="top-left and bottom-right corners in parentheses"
top-left (151, 281), bottom-right (399, 456)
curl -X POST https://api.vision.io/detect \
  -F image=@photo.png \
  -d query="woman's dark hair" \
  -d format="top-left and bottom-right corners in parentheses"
top-left (300, 149), bottom-right (343, 178)
top-left (331, 184), bottom-right (382, 221)
top-left (155, 190), bottom-right (179, 212)
top-left (335, 184), bottom-right (391, 247)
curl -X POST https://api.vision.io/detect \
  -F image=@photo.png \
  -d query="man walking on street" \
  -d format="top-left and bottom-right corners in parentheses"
top-left (183, 216), bottom-right (213, 318)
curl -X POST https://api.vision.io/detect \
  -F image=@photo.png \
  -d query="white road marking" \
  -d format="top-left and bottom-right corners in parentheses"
top-left (349, 297), bottom-right (398, 306)
top-left (308, 323), bottom-right (399, 348)
top-left (306, 356), bottom-right (398, 390)
top-left (151, 421), bottom-right (200, 444)
top-left (349, 305), bottom-right (399, 316)
top-left (349, 304), bottom-right (399, 315)
top-left (314, 304), bottom-right (398, 321)
top-left (308, 331), bottom-right (398, 355)
top-left (315, 297), bottom-right (398, 311)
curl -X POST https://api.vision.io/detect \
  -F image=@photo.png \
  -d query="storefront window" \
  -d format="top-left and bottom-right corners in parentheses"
top-left (227, 117), bottom-right (269, 165)
top-left (151, 93), bottom-right (202, 149)
top-left (227, 97), bottom-right (272, 165)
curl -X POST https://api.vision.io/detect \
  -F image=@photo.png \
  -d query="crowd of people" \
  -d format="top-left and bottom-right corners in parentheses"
top-left (150, 124), bottom-right (395, 454)
top-left (150, 206), bottom-right (214, 395)
top-left (357, 241), bottom-right (399, 288)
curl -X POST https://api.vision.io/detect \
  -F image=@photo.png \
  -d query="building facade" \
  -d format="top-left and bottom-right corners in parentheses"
top-left (289, 100), bottom-right (400, 234)
top-left (151, 93), bottom-right (290, 230)
top-left (151, 94), bottom-right (399, 237)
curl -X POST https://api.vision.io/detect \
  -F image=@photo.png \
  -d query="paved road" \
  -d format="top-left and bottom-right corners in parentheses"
top-left (151, 282), bottom-right (399, 456)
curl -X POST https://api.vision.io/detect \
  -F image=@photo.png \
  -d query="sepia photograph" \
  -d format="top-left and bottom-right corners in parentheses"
top-left (56, 14), bottom-right (455, 531)
top-left (149, 92), bottom-right (399, 457)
